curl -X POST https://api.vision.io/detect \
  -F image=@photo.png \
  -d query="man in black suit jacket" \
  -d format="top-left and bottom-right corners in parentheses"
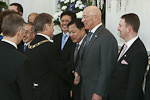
top-left (74, 6), bottom-right (118, 100)
top-left (68, 18), bottom-right (86, 100)
top-left (25, 13), bottom-right (73, 100)
top-left (109, 13), bottom-right (148, 100)
top-left (145, 69), bottom-right (150, 100)
top-left (53, 10), bottom-right (76, 99)
top-left (0, 14), bottom-right (33, 100)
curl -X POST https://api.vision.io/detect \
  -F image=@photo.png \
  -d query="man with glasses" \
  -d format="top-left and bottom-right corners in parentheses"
top-left (74, 6), bottom-right (118, 100)
top-left (19, 22), bottom-right (36, 52)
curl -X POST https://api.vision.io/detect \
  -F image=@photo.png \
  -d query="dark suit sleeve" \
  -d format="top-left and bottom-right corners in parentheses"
top-left (95, 36), bottom-right (118, 97)
top-left (145, 70), bottom-right (150, 100)
top-left (125, 52), bottom-right (147, 100)
top-left (16, 59), bottom-right (33, 100)
top-left (48, 43), bottom-right (74, 85)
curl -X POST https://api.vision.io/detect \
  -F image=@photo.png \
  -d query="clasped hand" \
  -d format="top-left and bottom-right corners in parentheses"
top-left (73, 72), bottom-right (80, 85)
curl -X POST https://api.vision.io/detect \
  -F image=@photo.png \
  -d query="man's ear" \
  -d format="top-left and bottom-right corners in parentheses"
top-left (127, 26), bottom-right (132, 33)
top-left (44, 24), bottom-right (49, 31)
top-left (20, 12), bottom-right (23, 16)
top-left (17, 29), bottom-right (22, 36)
top-left (81, 27), bottom-right (85, 33)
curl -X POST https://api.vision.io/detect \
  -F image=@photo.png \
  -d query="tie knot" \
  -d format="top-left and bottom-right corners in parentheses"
top-left (123, 44), bottom-right (127, 49)
top-left (63, 34), bottom-right (68, 38)
top-left (76, 43), bottom-right (79, 47)
top-left (87, 31), bottom-right (93, 37)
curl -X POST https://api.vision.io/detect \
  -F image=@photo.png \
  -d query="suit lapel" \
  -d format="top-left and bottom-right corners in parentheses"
top-left (83, 25), bottom-right (104, 59)
top-left (118, 38), bottom-right (140, 62)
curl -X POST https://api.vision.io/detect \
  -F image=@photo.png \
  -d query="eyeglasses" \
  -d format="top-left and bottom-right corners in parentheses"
top-left (82, 15), bottom-right (95, 19)
top-left (24, 30), bottom-right (34, 34)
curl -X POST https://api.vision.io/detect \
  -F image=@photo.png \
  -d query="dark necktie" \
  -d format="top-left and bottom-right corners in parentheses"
top-left (24, 45), bottom-right (27, 51)
top-left (74, 44), bottom-right (79, 62)
top-left (81, 31), bottom-right (93, 59)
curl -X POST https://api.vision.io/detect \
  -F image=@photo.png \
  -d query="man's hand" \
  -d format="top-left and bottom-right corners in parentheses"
top-left (73, 72), bottom-right (80, 85)
top-left (92, 93), bottom-right (102, 100)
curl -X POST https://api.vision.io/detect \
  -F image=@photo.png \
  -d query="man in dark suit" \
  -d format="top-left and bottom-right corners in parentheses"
top-left (53, 10), bottom-right (76, 99)
top-left (74, 6), bottom-right (118, 100)
top-left (24, 13), bottom-right (73, 100)
top-left (109, 13), bottom-right (148, 100)
top-left (68, 18), bottom-right (87, 100)
top-left (0, 14), bottom-right (33, 100)
top-left (145, 69), bottom-right (150, 100)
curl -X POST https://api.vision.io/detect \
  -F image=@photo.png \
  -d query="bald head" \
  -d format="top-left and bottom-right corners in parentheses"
top-left (85, 6), bottom-right (101, 16)
top-left (28, 13), bottom-right (39, 23)
top-left (82, 6), bottom-right (101, 30)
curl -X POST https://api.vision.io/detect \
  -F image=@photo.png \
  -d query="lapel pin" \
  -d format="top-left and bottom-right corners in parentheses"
top-left (124, 55), bottom-right (127, 57)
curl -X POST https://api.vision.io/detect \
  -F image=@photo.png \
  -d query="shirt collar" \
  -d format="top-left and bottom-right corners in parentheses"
top-left (63, 32), bottom-right (69, 36)
top-left (91, 23), bottom-right (102, 33)
top-left (37, 33), bottom-right (53, 43)
top-left (78, 34), bottom-right (86, 46)
top-left (24, 42), bottom-right (30, 46)
top-left (125, 35), bottom-right (138, 49)
top-left (1, 39), bottom-right (17, 49)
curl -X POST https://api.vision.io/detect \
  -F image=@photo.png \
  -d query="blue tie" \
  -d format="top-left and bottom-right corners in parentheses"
top-left (24, 45), bottom-right (27, 51)
top-left (61, 34), bottom-right (68, 50)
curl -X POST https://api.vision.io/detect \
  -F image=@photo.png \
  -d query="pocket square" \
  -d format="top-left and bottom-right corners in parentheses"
top-left (121, 59), bottom-right (128, 65)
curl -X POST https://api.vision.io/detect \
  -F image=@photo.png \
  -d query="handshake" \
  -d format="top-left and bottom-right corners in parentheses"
top-left (73, 72), bottom-right (80, 85)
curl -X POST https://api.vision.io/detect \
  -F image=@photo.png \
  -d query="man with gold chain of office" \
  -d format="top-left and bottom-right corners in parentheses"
top-left (24, 13), bottom-right (73, 100)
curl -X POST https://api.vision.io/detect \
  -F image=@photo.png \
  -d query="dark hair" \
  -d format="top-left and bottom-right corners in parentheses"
top-left (121, 13), bottom-right (140, 33)
top-left (60, 10), bottom-right (76, 20)
top-left (25, 22), bottom-right (34, 33)
top-left (68, 18), bottom-right (84, 30)
top-left (0, 10), bottom-right (21, 33)
top-left (2, 14), bottom-right (25, 37)
top-left (10, 3), bottom-right (23, 14)
top-left (34, 13), bottom-right (53, 33)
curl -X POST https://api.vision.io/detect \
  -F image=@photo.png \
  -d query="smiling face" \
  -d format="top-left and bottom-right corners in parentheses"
top-left (23, 24), bottom-right (34, 43)
top-left (117, 18), bottom-right (130, 42)
top-left (81, 8), bottom-right (96, 30)
top-left (69, 24), bottom-right (85, 43)
top-left (60, 15), bottom-right (71, 33)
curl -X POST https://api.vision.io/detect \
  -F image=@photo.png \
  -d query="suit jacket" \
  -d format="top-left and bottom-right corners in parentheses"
top-left (25, 35), bottom-right (73, 100)
top-left (76, 25), bottom-right (118, 100)
top-left (71, 43), bottom-right (82, 100)
top-left (18, 43), bottom-right (24, 53)
top-left (109, 38), bottom-right (148, 100)
top-left (0, 41), bottom-right (33, 100)
top-left (145, 69), bottom-right (150, 100)
top-left (53, 33), bottom-right (74, 71)
top-left (53, 33), bottom-right (75, 99)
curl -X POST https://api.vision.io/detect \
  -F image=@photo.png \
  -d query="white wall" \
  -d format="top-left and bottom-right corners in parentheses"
top-left (9, 0), bottom-right (57, 22)
top-left (106, 0), bottom-right (150, 52)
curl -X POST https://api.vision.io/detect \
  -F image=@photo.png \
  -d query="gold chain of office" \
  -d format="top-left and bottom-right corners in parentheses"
top-left (28, 39), bottom-right (50, 49)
